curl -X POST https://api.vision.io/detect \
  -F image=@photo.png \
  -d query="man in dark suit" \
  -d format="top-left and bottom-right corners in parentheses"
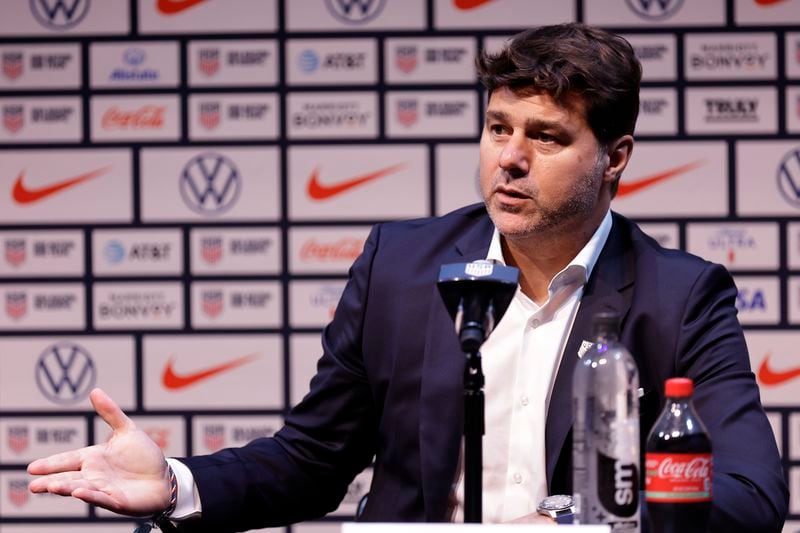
top-left (28, 23), bottom-right (788, 532)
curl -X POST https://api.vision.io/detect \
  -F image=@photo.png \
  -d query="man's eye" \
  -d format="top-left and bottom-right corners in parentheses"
top-left (538, 133), bottom-right (556, 143)
top-left (490, 124), bottom-right (508, 135)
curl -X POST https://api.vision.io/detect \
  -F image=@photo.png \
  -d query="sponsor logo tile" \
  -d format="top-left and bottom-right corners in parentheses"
top-left (0, 336), bottom-right (135, 411)
top-left (93, 282), bottom-right (184, 330)
top-left (92, 228), bottom-right (183, 276)
top-left (142, 334), bottom-right (283, 410)
top-left (188, 40), bottom-right (278, 87)
top-left (686, 222), bottom-right (779, 270)
top-left (286, 38), bottom-right (377, 86)
top-left (90, 41), bottom-right (179, 88)
top-left (685, 32), bottom-right (777, 80)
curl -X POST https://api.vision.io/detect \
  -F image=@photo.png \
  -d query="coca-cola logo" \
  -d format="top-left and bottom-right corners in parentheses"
top-left (655, 456), bottom-right (711, 480)
top-left (102, 105), bottom-right (165, 130)
top-left (299, 237), bottom-right (364, 262)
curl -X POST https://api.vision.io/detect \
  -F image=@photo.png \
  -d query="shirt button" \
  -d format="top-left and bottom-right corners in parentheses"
top-left (513, 473), bottom-right (523, 484)
top-left (520, 395), bottom-right (529, 406)
top-left (530, 319), bottom-right (541, 328)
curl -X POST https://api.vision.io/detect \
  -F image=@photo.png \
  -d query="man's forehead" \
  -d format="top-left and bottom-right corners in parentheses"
top-left (486, 87), bottom-right (588, 123)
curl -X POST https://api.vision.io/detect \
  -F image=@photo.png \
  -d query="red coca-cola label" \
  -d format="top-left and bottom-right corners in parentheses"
top-left (299, 238), bottom-right (364, 263)
top-left (645, 452), bottom-right (712, 503)
top-left (102, 105), bottom-right (165, 130)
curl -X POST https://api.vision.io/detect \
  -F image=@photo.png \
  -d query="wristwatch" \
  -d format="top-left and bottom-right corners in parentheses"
top-left (537, 494), bottom-right (576, 524)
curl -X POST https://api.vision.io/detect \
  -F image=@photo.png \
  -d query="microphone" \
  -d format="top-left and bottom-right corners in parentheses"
top-left (437, 260), bottom-right (519, 353)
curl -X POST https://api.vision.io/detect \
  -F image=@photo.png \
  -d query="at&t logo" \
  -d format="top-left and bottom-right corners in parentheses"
top-left (325, 0), bottom-right (386, 24)
top-left (625, 0), bottom-right (684, 20)
top-left (180, 153), bottom-right (242, 216)
top-left (35, 341), bottom-right (96, 404)
top-left (777, 147), bottom-right (800, 209)
top-left (30, 0), bottom-right (91, 30)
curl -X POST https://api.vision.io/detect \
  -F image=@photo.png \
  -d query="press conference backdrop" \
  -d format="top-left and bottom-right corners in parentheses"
top-left (0, 0), bottom-right (798, 531)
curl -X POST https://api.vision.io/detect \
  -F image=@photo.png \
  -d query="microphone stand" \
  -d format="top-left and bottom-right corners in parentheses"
top-left (463, 347), bottom-right (484, 523)
top-left (437, 261), bottom-right (519, 525)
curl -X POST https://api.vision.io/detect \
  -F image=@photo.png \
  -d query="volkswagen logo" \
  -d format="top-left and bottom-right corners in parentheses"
top-left (30, 0), bottom-right (91, 30)
top-left (180, 152), bottom-right (242, 216)
top-left (123, 48), bottom-right (146, 66)
top-left (624, 0), bottom-right (684, 20)
top-left (35, 342), bottom-right (96, 404)
top-left (777, 147), bottom-right (800, 209)
top-left (324, 0), bottom-right (386, 24)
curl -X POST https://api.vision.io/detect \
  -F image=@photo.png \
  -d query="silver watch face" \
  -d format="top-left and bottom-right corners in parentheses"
top-left (538, 494), bottom-right (575, 513)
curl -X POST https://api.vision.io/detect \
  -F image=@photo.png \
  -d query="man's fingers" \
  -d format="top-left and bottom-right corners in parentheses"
top-left (27, 448), bottom-right (89, 476)
top-left (90, 388), bottom-right (135, 433)
top-left (28, 470), bottom-right (90, 494)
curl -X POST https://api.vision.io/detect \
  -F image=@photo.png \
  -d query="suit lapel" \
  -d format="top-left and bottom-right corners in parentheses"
top-left (545, 215), bottom-right (636, 489)
top-left (419, 215), bottom-right (493, 520)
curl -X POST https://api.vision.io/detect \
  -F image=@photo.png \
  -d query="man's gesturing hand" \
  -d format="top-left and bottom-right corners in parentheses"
top-left (27, 388), bottom-right (173, 517)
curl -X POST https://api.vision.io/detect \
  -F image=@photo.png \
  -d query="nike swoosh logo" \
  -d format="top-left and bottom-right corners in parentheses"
top-left (157, 0), bottom-right (208, 14)
top-left (757, 354), bottom-right (800, 386)
top-left (12, 167), bottom-right (110, 205)
top-left (453, 0), bottom-right (495, 8)
top-left (307, 163), bottom-right (406, 201)
top-left (162, 352), bottom-right (259, 390)
top-left (616, 160), bottom-right (705, 198)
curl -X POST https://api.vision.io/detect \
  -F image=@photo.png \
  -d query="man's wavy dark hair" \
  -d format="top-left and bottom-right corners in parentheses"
top-left (476, 23), bottom-right (642, 148)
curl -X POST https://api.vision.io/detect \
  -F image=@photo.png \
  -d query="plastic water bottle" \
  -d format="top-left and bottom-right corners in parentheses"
top-left (572, 312), bottom-right (641, 532)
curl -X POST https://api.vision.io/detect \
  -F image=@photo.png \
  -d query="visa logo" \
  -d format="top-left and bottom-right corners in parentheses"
top-left (736, 288), bottom-right (766, 311)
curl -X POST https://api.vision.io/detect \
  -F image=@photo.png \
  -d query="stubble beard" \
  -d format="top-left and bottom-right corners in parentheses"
top-left (485, 157), bottom-right (606, 241)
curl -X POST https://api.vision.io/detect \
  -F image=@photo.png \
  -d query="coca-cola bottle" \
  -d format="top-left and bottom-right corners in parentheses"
top-left (645, 378), bottom-right (712, 533)
top-left (573, 312), bottom-right (640, 532)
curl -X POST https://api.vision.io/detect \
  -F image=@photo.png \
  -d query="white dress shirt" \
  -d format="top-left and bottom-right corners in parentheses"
top-left (450, 210), bottom-right (612, 522)
top-left (169, 210), bottom-right (613, 522)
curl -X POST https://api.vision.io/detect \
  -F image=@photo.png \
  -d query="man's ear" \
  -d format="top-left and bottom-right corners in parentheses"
top-left (604, 134), bottom-right (634, 183)
top-left (603, 135), bottom-right (634, 198)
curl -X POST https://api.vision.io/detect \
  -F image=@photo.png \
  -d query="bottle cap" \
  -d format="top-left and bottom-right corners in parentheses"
top-left (591, 312), bottom-right (621, 337)
top-left (665, 377), bottom-right (694, 397)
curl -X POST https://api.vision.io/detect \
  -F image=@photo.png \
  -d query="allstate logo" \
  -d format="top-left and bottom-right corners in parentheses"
top-left (123, 48), bottom-right (146, 66)
top-left (35, 341), bottom-right (96, 404)
top-left (777, 147), bottom-right (800, 209)
top-left (103, 240), bottom-right (125, 264)
top-left (325, 0), bottom-right (386, 24)
top-left (30, 0), bottom-right (91, 30)
top-left (179, 152), bottom-right (242, 216)
top-left (298, 50), bottom-right (320, 73)
top-left (624, 0), bottom-right (684, 20)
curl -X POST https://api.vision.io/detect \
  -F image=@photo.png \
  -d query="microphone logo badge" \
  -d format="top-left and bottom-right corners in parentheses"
top-left (465, 262), bottom-right (494, 277)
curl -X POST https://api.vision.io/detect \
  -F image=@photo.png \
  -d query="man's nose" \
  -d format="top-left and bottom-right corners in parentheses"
top-left (498, 134), bottom-right (529, 178)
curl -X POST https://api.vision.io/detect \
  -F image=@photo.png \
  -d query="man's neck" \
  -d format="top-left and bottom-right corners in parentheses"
top-left (501, 215), bottom-right (604, 304)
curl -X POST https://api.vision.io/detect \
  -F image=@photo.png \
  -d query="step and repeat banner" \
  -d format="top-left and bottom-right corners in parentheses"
top-left (0, 0), bottom-right (799, 531)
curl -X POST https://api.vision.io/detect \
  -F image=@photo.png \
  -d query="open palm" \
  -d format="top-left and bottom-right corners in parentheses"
top-left (27, 388), bottom-right (172, 516)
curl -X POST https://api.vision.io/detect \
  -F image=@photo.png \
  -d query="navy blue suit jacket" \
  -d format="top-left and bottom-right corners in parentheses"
top-left (180, 204), bottom-right (788, 532)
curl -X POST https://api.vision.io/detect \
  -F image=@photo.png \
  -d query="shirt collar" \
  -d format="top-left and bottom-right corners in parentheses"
top-left (486, 210), bottom-right (613, 293)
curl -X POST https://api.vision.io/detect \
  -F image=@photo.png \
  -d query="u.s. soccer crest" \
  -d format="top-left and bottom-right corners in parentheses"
top-left (396, 99), bottom-right (418, 127)
top-left (2, 52), bottom-right (23, 80)
top-left (395, 45), bottom-right (417, 73)
top-left (4, 239), bottom-right (26, 267)
top-left (201, 290), bottom-right (224, 318)
top-left (201, 237), bottom-right (223, 264)
top-left (200, 102), bottom-right (221, 130)
top-left (2, 105), bottom-right (23, 133)
top-left (8, 479), bottom-right (29, 508)
top-left (199, 48), bottom-right (220, 77)
top-left (5, 291), bottom-right (27, 320)
top-left (7, 426), bottom-right (29, 454)
top-left (203, 424), bottom-right (225, 452)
